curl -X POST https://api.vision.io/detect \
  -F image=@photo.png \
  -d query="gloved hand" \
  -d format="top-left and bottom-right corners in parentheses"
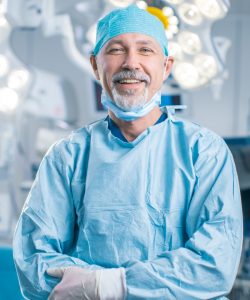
top-left (47, 266), bottom-right (100, 300)
top-left (47, 266), bottom-right (126, 300)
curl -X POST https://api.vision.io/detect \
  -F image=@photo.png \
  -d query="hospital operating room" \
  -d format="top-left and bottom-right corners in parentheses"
top-left (0, 0), bottom-right (250, 299)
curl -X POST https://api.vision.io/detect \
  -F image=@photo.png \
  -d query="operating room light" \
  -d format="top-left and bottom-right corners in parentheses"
top-left (165, 0), bottom-right (184, 4)
top-left (194, 53), bottom-right (218, 79)
top-left (178, 31), bottom-right (202, 55)
top-left (195, 0), bottom-right (229, 20)
top-left (109, 0), bottom-right (135, 8)
top-left (131, 1), bottom-right (228, 89)
top-left (0, 55), bottom-right (9, 77)
top-left (7, 69), bottom-right (30, 90)
top-left (168, 16), bottom-right (179, 26)
top-left (168, 24), bottom-right (179, 34)
top-left (136, 1), bottom-right (148, 10)
top-left (168, 42), bottom-right (183, 60)
top-left (165, 30), bottom-right (173, 39)
top-left (162, 6), bottom-right (174, 17)
top-left (173, 62), bottom-right (199, 89)
top-left (178, 3), bottom-right (203, 26)
top-left (160, 6), bottom-right (180, 40)
top-left (0, 87), bottom-right (19, 112)
top-left (167, 16), bottom-right (179, 36)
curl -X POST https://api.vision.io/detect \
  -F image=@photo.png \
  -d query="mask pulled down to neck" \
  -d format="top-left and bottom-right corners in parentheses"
top-left (101, 90), bottom-right (162, 121)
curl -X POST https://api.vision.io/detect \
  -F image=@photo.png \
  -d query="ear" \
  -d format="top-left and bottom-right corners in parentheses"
top-left (90, 55), bottom-right (100, 80)
top-left (163, 56), bottom-right (174, 81)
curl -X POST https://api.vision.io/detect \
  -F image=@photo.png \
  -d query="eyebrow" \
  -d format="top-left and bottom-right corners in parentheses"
top-left (106, 39), bottom-right (157, 47)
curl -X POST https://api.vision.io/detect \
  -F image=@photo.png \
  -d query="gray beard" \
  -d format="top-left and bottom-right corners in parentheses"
top-left (111, 85), bottom-right (149, 111)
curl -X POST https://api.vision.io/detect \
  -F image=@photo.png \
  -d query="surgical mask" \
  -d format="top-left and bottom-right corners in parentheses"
top-left (101, 90), bottom-right (162, 121)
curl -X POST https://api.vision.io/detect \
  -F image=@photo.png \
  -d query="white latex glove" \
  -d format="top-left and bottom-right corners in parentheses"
top-left (47, 266), bottom-right (126, 300)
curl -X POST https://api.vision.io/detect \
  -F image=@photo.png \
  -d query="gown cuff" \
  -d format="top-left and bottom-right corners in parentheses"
top-left (98, 267), bottom-right (126, 300)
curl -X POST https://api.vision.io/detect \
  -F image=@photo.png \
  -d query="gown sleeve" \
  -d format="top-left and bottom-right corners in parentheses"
top-left (124, 133), bottom-right (243, 300)
top-left (13, 142), bottom-right (100, 300)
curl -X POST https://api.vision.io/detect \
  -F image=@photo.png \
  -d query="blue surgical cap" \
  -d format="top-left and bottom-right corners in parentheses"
top-left (93, 5), bottom-right (168, 56)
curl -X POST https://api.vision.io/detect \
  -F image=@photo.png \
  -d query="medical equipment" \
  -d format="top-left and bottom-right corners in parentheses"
top-left (0, 247), bottom-right (23, 300)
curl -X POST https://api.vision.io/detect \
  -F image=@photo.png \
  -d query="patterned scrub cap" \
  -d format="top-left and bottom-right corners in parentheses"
top-left (93, 4), bottom-right (168, 56)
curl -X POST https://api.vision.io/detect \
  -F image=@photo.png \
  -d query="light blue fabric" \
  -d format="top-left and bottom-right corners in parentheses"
top-left (106, 113), bottom-right (167, 142)
top-left (101, 90), bottom-right (162, 121)
top-left (13, 116), bottom-right (243, 299)
top-left (93, 5), bottom-right (168, 56)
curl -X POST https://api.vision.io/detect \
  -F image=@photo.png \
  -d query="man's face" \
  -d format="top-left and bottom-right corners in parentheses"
top-left (90, 33), bottom-right (173, 110)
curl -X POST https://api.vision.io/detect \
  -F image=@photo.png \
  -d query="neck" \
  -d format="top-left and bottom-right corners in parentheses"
top-left (109, 106), bottom-right (162, 142)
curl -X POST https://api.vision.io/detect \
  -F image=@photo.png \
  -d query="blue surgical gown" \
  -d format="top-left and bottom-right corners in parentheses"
top-left (13, 115), bottom-right (243, 299)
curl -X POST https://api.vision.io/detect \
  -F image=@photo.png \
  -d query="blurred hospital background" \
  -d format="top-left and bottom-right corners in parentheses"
top-left (0, 0), bottom-right (249, 299)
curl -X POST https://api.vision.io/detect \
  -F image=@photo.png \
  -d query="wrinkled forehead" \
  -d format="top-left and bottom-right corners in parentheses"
top-left (102, 33), bottom-right (163, 52)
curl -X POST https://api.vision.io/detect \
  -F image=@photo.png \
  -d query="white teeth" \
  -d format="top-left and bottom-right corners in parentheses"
top-left (118, 79), bottom-right (141, 84)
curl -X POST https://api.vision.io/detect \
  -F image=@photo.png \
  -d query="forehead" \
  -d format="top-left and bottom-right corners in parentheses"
top-left (104, 33), bottom-right (162, 50)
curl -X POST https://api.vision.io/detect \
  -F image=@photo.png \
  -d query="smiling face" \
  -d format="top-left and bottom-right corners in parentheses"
top-left (90, 33), bottom-right (173, 111)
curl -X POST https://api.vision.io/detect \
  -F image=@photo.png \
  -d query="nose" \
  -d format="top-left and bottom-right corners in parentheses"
top-left (121, 50), bottom-right (141, 70)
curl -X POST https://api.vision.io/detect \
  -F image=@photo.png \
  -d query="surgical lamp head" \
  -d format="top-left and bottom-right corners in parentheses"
top-left (93, 4), bottom-right (168, 56)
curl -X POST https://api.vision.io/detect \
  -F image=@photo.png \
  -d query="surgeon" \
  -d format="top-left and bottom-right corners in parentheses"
top-left (13, 4), bottom-right (243, 300)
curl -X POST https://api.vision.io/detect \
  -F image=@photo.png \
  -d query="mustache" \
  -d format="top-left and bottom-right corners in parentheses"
top-left (112, 70), bottom-right (150, 84)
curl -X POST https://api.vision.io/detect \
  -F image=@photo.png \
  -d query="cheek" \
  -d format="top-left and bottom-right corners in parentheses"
top-left (147, 58), bottom-right (165, 76)
top-left (99, 69), bottom-right (115, 93)
top-left (103, 66), bottom-right (123, 91)
top-left (151, 66), bottom-right (165, 88)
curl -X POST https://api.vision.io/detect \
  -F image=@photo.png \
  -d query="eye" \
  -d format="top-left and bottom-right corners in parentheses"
top-left (139, 47), bottom-right (154, 55)
top-left (108, 48), bottom-right (125, 54)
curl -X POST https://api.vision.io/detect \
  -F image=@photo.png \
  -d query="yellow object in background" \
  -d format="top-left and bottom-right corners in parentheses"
top-left (147, 6), bottom-right (169, 29)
